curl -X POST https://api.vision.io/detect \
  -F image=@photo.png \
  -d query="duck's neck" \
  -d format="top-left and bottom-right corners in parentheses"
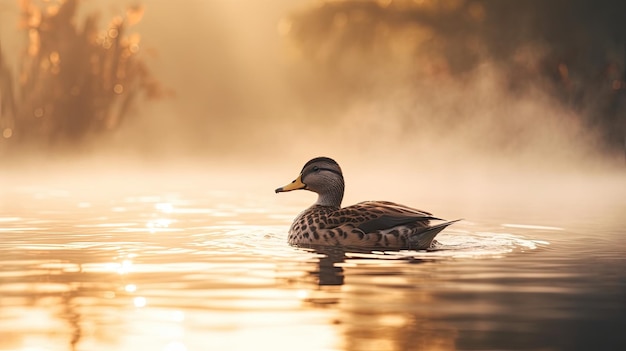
top-left (314, 181), bottom-right (344, 209)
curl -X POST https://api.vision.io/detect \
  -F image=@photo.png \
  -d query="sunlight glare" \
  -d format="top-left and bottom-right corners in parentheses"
top-left (147, 218), bottom-right (174, 233)
top-left (156, 202), bottom-right (174, 213)
top-left (134, 296), bottom-right (147, 308)
top-left (297, 289), bottom-right (309, 299)
top-left (118, 259), bottom-right (133, 274)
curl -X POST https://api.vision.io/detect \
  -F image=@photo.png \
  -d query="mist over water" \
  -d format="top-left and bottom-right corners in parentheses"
top-left (1, 3), bottom-right (625, 350)
top-left (150, 0), bottom-right (618, 178)
top-left (1, 0), bottom-right (623, 225)
top-left (1, 0), bottom-right (624, 173)
top-left (0, 0), bottom-right (623, 232)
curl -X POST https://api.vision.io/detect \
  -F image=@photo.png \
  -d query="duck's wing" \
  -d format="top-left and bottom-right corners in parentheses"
top-left (293, 202), bottom-right (459, 250)
top-left (335, 201), bottom-right (442, 233)
top-left (356, 201), bottom-right (435, 216)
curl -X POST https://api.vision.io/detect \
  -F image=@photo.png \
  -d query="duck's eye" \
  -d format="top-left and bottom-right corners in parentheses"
top-left (312, 166), bottom-right (320, 172)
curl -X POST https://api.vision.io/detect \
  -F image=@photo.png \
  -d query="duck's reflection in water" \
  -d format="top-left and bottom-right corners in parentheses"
top-left (312, 246), bottom-right (346, 287)
top-left (301, 245), bottom-right (457, 351)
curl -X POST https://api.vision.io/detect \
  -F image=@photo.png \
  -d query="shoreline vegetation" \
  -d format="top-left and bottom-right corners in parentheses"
top-left (0, 0), bottom-right (624, 164)
top-left (283, 0), bottom-right (626, 159)
top-left (0, 0), bottom-right (164, 154)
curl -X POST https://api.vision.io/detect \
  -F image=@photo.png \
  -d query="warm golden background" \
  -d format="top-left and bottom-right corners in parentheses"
top-left (1, 0), bottom-right (624, 170)
top-left (0, 3), bottom-right (625, 351)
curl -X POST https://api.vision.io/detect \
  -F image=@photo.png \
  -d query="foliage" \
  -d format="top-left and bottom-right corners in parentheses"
top-left (284, 0), bottom-right (626, 153)
top-left (0, 0), bottom-right (164, 151)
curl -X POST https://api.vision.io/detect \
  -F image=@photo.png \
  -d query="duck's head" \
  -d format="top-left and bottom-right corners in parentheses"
top-left (275, 157), bottom-right (345, 208)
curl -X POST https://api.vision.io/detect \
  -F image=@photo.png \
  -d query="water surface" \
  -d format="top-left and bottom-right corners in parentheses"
top-left (0, 172), bottom-right (624, 351)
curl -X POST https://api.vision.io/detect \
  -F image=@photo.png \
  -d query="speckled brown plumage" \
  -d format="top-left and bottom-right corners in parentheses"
top-left (276, 157), bottom-right (460, 250)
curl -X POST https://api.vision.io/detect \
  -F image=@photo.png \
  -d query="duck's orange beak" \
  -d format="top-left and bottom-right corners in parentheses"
top-left (275, 174), bottom-right (306, 193)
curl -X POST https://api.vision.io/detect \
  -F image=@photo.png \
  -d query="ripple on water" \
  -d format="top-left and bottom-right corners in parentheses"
top-left (0, 184), bottom-right (623, 351)
top-left (331, 227), bottom-right (550, 262)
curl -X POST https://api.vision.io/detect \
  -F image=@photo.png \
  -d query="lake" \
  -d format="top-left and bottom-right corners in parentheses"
top-left (1, 167), bottom-right (624, 351)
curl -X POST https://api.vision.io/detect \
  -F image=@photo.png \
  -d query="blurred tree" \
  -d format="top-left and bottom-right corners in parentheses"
top-left (284, 0), bottom-right (625, 155)
top-left (0, 0), bottom-right (165, 152)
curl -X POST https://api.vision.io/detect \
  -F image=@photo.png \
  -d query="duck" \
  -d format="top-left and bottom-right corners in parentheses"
top-left (275, 157), bottom-right (460, 250)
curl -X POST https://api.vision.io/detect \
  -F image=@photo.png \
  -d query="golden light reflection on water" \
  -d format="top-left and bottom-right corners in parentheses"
top-left (0, 186), bottom-right (346, 351)
top-left (0, 179), bottom-right (624, 351)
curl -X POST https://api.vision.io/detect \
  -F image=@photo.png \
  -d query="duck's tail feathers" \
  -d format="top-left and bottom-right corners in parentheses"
top-left (409, 219), bottom-right (462, 249)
